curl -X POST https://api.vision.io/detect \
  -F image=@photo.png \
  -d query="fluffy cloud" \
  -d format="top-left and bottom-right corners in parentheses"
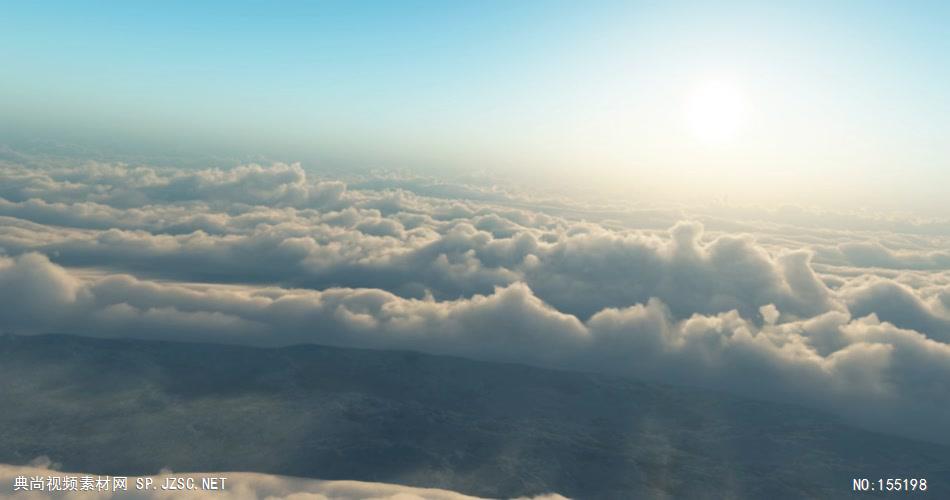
top-left (0, 253), bottom-right (82, 328)
top-left (2, 157), bottom-right (950, 445)
top-left (838, 278), bottom-right (950, 342)
top-left (0, 252), bottom-right (948, 444)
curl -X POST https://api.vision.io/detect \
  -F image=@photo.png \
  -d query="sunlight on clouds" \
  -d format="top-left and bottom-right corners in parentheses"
top-left (1, 157), bottom-right (950, 445)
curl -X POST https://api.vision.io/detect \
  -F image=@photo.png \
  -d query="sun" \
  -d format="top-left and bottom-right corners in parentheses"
top-left (683, 78), bottom-right (749, 146)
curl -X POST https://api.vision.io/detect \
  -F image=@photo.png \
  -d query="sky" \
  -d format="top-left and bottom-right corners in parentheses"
top-left (2, 1), bottom-right (949, 212)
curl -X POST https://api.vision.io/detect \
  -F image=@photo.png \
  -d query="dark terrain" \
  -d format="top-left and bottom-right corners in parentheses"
top-left (1, 333), bottom-right (947, 499)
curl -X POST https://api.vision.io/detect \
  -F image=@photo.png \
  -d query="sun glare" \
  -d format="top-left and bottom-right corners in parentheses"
top-left (684, 79), bottom-right (749, 146)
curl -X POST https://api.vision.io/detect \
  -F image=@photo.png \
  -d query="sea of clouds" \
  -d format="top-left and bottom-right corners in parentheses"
top-left (1, 150), bottom-right (949, 445)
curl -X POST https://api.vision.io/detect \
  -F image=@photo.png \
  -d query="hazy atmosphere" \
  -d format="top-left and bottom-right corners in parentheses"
top-left (1, 1), bottom-right (948, 499)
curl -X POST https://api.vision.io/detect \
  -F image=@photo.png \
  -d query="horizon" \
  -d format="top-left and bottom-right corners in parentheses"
top-left (2, 1), bottom-right (949, 212)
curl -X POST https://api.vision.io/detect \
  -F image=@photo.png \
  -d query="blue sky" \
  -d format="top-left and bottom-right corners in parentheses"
top-left (1, 1), bottom-right (948, 210)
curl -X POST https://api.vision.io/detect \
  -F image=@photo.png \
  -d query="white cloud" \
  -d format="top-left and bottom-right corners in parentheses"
top-left (2, 157), bottom-right (950, 445)
top-left (0, 252), bottom-right (948, 443)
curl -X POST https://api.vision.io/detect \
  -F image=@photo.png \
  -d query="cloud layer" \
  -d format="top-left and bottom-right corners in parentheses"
top-left (2, 156), bottom-right (950, 445)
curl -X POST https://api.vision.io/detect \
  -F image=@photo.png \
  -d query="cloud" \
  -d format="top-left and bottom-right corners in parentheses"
top-left (814, 240), bottom-right (950, 271)
top-left (1, 200), bottom-right (842, 322)
top-left (0, 252), bottom-right (948, 443)
top-left (2, 157), bottom-right (950, 445)
top-left (522, 221), bottom-right (839, 320)
top-left (0, 253), bottom-right (82, 329)
top-left (839, 278), bottom-right (950, 342)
